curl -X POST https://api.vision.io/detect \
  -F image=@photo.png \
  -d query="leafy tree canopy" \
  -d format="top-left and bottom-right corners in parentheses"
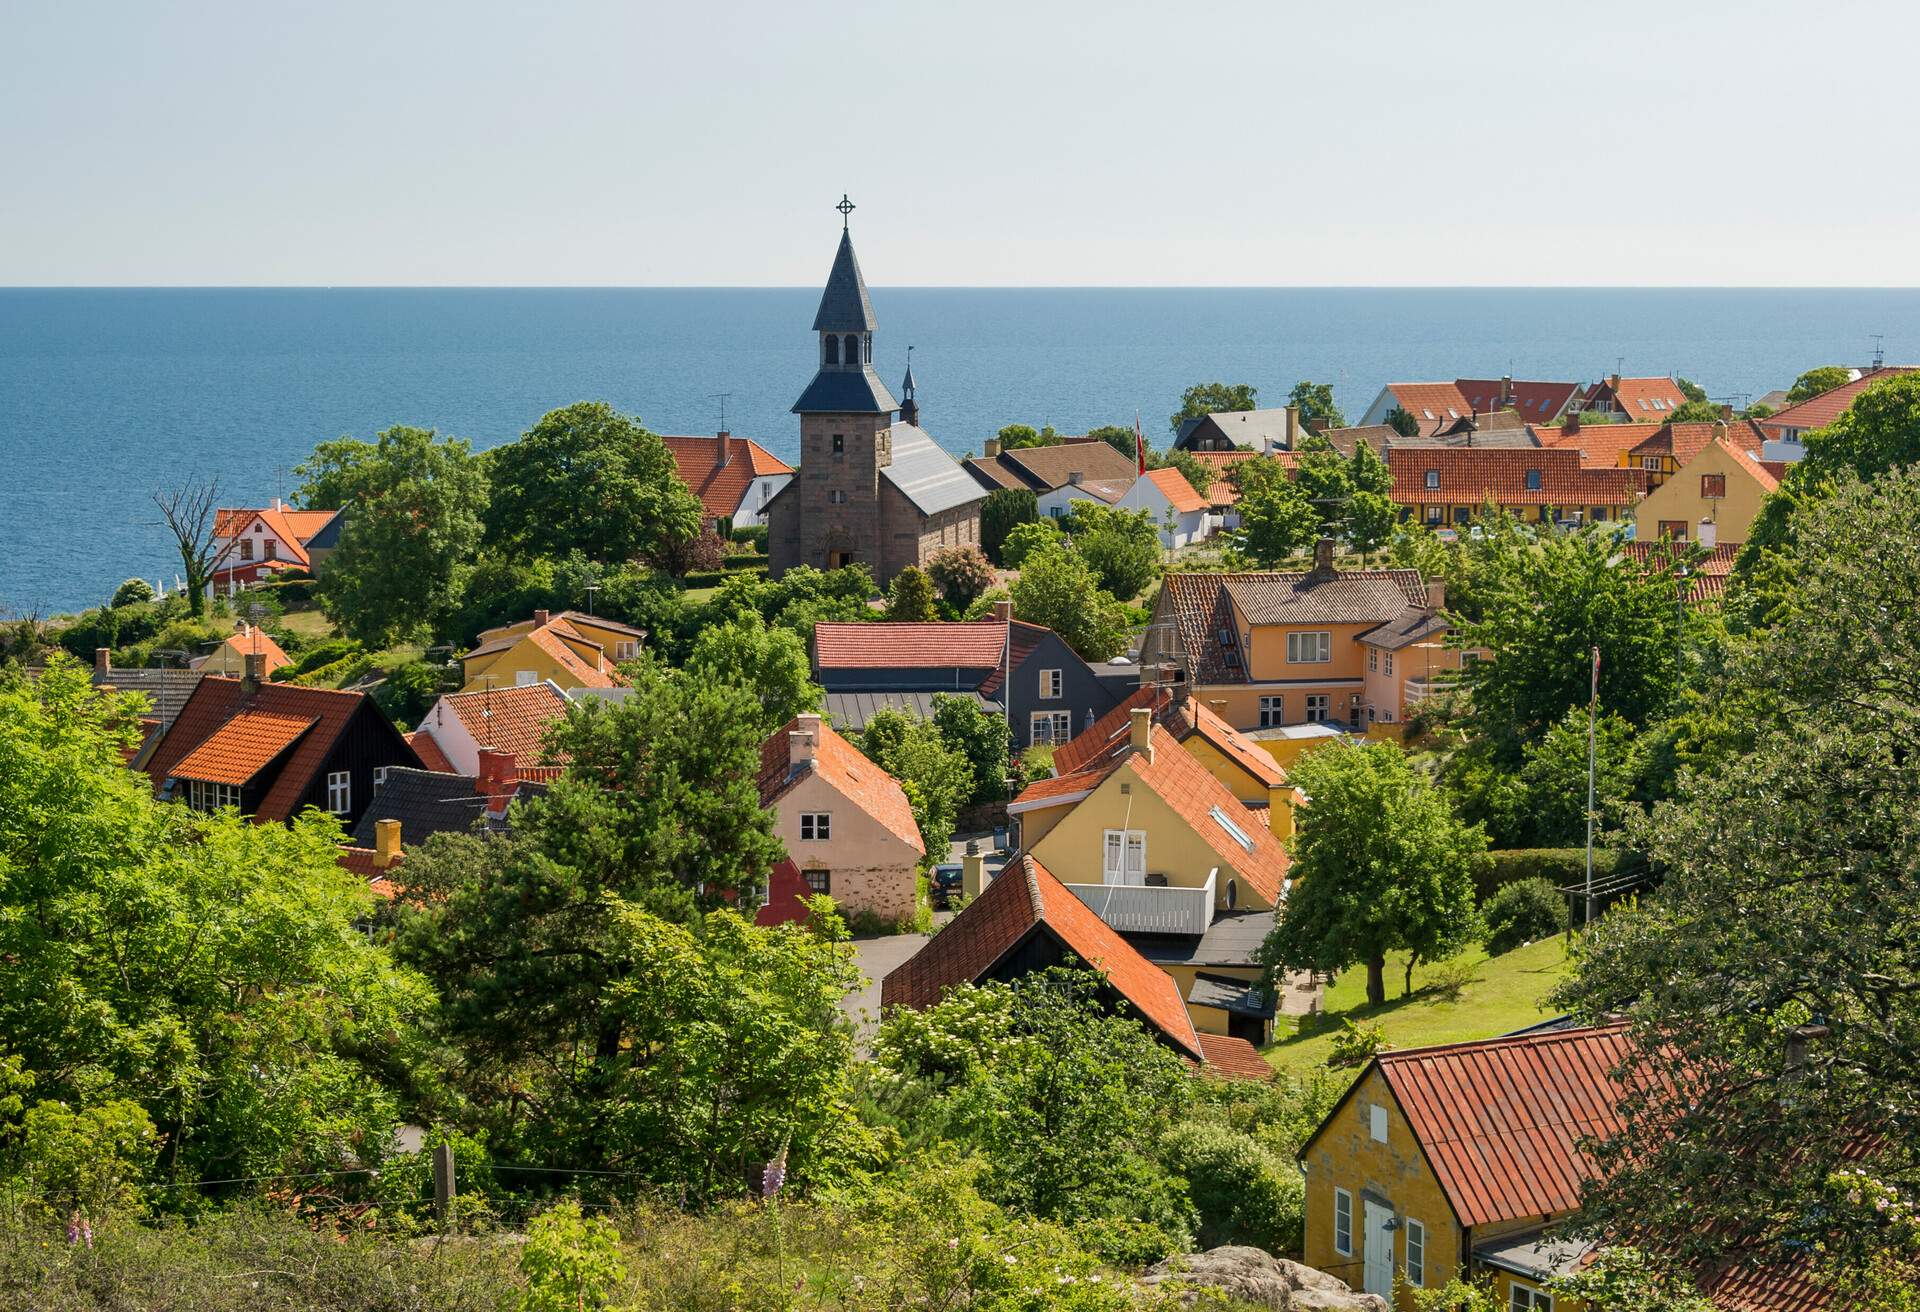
top-left (1069, 504), bottom-right (1162, 600)
top-left (1010, 544), bottom-right (1129, 662)
top-left (684, 613), bottom-right (822, 739)
top-left (979, 487), bottom-right (1039, 566)
top-left (926, 544), bottom-right (995, 611)
top-left (1675, 377), bottom-right (1709, 405)
top-left (858, 706), bottom-right (971, 863)
top-left (1085, 424), bottom-right (1141, 461)
top-left (1785, 364), bottom-right (1851, 405)
top-left (1286, 380), bottom-right (1346, 431)
top-left (885, 565), bottom-right (938, 622)
top-left (1169, 382), bottom-right (1258, 438)
top-left (1237, 477), bottom-right (1320, 567)
top-left (995, 423), bottom-right (1061, 450)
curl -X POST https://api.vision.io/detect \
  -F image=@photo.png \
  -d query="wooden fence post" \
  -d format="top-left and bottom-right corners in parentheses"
top-left (431, 1142), bottom-right (455, 1228)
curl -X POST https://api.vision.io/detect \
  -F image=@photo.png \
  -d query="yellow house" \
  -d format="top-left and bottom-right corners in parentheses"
top-left (1298, 1025), bottom-right (1638, 1309)
top-left (1144, 544), bottom-right (1437, 733)
top-left (458, 609), bottom-right (643, 694)
top-left (1008, 711), bottom-right (1291, 1044)
top-left (1633, 431), bottom-right (1780, 548)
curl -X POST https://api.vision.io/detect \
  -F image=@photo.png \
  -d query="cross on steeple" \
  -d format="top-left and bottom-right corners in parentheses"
top-left (836, 194), bottom-right (855, 229)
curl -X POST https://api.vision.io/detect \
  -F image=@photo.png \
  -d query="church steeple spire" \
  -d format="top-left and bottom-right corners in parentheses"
top-left (899, 347), bottom-right (919, 427)
top-left (793, 198), bottom-right (897, 416)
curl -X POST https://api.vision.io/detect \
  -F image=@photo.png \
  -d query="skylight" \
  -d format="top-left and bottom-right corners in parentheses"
top-left (1210, 804), bottom-right (1255, 851)
top-left (1422, 408), bottom-right (1435, 420)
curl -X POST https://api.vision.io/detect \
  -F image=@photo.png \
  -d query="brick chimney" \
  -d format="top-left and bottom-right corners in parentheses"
top-left (476, 748), bottom-right (517, 798)
top-left (242, 650), bottom-right (265, 693)
top-left (374, 818), bottom-right (402, 869)
top-left (790, 713), bottom-right (821, 767)
top-left (1712, 419), bottom-right (1729, 441)
top-left (1128, 706), bottom-right (1154, 762)
top-left (1566, 409), bottom-right (1582, 434)
top-left (717, 430), bottom-right (734, 467)
top-left (1608, 373), bottom-right (1622, 390)
top-left (1717, 404), bottom-right (1733, 421)
top-left (1160, 664), bottom-right (1188, 708)
top-left (1067, 470), bottom-right (1083, 486)
top-left (1307, 537), bottom-right (1337, 582)
top-left (1426, 578), bottom-right (1446, 613)
top-left (962, 849), bottom-right (987, 898)
top-left (1283, 405), bottom-right (1301, 449)
top-left (992, 599), bottom-right (1013, 624)
top-left (532, 609), bottom-right (551, 628)
top-left (984, 438), bottom-right (1002, 458)
top-left (1498, 374), bottom-right (1513, 408)
top-left (94, 647), bottom-right (111, 676)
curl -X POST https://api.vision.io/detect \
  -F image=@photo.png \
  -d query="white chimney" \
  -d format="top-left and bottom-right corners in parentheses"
top-left (790, 713), bottom-right (821, 767)
top-left (1697, 519), bottom-right (1717, 550)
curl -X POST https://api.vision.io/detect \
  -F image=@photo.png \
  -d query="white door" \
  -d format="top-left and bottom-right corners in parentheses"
top-left (1362, 1201), bottom-right (1395, 1298)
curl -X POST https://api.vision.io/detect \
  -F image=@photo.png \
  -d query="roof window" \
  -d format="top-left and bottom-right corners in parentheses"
top-left (1210, 805), bottom-right (1255, 851)
top-left (1424, 469), bottom-right (1440, 490)
top-left (1422, 408), bottom-right (1435, 420)
top-left (1525, 469), bottom-right (1543, 491)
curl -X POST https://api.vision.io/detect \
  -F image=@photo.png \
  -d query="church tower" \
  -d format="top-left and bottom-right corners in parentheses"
top-left (789, 196), bottom-right (899, 571)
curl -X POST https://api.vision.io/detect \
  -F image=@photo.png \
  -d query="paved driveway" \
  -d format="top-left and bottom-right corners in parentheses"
top-left (840, 932), bottom-right (931, 1048)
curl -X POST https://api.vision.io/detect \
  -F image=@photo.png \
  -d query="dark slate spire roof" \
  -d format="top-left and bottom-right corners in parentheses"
top-left (901, 361), bottom-right (917, 397)
top-left (792, 369), bottom-right (899, 414)
top-left (812, 228), bottom-right (878, 333)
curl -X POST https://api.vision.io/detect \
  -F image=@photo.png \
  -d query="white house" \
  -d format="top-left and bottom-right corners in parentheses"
top-left (1114, 468), bottom-right (1211, 549)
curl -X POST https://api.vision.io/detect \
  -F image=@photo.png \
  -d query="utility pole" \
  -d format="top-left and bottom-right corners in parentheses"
top-left (1585, 645), bottom-right (1600, 927)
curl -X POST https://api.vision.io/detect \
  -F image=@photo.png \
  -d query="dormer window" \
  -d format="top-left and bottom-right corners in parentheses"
top-left (1424, 469), bottom-right (1440, 490)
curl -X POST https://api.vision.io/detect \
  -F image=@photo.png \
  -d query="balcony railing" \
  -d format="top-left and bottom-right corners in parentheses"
top-left (1063, 868), bottom-right (1216, 936)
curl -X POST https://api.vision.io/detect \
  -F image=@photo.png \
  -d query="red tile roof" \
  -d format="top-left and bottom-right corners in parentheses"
top-left (1537, 420), bottom-right (1665, 469)
top-left (1188, 451), bottom-right (1259, 507)
top-left (1369, 1024), bottom-right (1636, 1228)
top-left (1384, 383), bottom-right (1476, 435)
top-left (195, 628), bottom-right (294, 676)
top-left (1629, 419), bottom-right (1771, 470)
top-left (1145, 466), bottom-right (1209, 514)
top-left (404, 730), bottom-right (456, 774)
top-left (1195, 1032), bottom-right (1273, 1080)
top-left (146, 677), bottom-right (419, 823)
top-left (337, 845), bottom-right (401, 899)
top-left (1168, 697), bottom-right (1289, 789)
top-left (1715, 438), bottom-right (1781, 494)
top-left (1600, 376), bottom-right (1688, 417)
top-left (527, 622), bottom-right (621, 688)
top-left (1455, 379), bottom-right (1581, 422)
top-left (758, 716), bottom-right (924, 855)
top-left (169, 710), bottom-right (318, 786)
top-left (880, 853), bottom-right (1204, 1062)
top-left (662, 434), bottom-right (792, 521)
top-left (1389, 446), bottom-right (1647, 507)
top-left (814, 619), bottom-right (1007, 670)
top-left (1049, 686), bottom-right (1287, 792)
top-left (1757, 366), bottom-right (1917, 436)
top-left (1005, 765), bottom-right (1109, 810)
top-left (1049, 687), bottom-right (1159, 776)
top-left (429, 681), bottom-right (570, 763)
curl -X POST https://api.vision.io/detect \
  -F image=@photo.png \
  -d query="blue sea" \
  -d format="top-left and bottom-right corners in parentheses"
top-left (3, 287), bottom-right (1917, 614)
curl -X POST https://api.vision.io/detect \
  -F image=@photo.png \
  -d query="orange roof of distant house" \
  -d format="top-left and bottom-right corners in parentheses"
top-left (1757, 366), bottom-right (1918, 436)
top-left (337, 845), bottom-right (402, 898)
top-left (880, 853), bottom-right (1204, 1061)
top-left (758, 715), bottom-right (924, 855)
top-left (1630, 419), bottom-right (1770, 471)
top-left (168, 709), bottom-right (318, 786)
top-left (814, 619), bottom-right (1008, 670)
top-left (662, 434), bottom-right (793, 521)
top-left (1455, 379), bottom-right (1582, 422)
top-left (428, 681), bottom-right (571, 763)
top-left (1383, 382), bottom-right (1476, 434)
top-left (195, 628), bottom-right (293, 676)
top-left (1145, 466), bottom-right (1208, 514)
top-left (527, 622), bottom-right (622, 689)
top-left (1602, 376), bottom-right (1688, 417)
top-left (1187, 451), bottom-right (1259, 506)
top-left (1195, 1033), bottom-right (1273, 1080)
top-left (404, 730), bottom-right (457, 774)
top-left (1537, 421), bottom-right (1664, 469)
top-left (1389, 447), bottom-right (1647, 507)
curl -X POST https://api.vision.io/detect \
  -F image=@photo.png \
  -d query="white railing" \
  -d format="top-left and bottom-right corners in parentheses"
top-left (1063, 868), bottom-right (1215, 935)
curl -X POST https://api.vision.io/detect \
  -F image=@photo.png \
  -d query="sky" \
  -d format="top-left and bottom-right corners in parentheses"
top-left (2, 0), bottom-right (1915, 287)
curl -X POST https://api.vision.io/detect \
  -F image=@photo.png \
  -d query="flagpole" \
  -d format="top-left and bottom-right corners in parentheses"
top-left (1585, 645), bottom-right (1599, 927)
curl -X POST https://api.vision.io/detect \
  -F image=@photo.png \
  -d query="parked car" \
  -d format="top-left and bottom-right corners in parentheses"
top-left (930, 863), bottom-right (964, 909)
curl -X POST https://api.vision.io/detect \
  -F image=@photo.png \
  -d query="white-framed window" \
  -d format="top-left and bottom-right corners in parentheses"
top-left (800, 812), bottom-right (831, 841)
top-left (1424, 469), bottom-right (1440, 489)
top-left (1287, 632), bottom-right (1331, 664)
top-left (187, 779), bottom-right (240, 812)
top-left (1102, 829), bottom-right (1146, 885)
top-left (374, 766), bottom-right (389, 789)
top-left (515, 670), bottom-right (538, 686)
top-left (1030, 710), bottom-right (1073, 744)
top-left (1038, 668), bottom-right (1063, 699)
top-left (1333, 1187), bottom-right (1353, 1257)
top-left (829, 488), bottom-right (848, 504)
top-left (1384, 651), bottom-right (1394, 675)
top-left (1210, 805), bottom-right (1254, 852)
top-left (1367, 648), bottom-right (1378, 672)
top-left (1305, 694), bottom-right (1331, 723)
top-left (614, 640), bottom-right (639, 661)
top-left (1641, 455), bottom-right (1661, 471)
top-left (326, 771), bottom-right (351, 814)
top-left (1510, 1286), bottom-right (1553, 1312)
top-left (1258, 695), bottom-right (1284, 727)
top-left (1370, 1103), bottom-right (1389, 1143)
top-left (1405, 1217), bottom-right (1425, 1287)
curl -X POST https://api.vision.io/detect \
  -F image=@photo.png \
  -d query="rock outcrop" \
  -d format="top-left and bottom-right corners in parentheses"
top-left (1137, 1245), bottom-right (1390, 1310)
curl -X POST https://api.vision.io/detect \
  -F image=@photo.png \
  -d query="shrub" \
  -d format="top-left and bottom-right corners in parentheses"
top-left (886, 566), bottom-right (938, 622)
top-left (111, 578), bottom-right (156, 608)
top-left (980, 487), bottom-right (1039, 564)
top-left (1326, 1018), bottom-right (1387, 1069)
top-left (1481, 876), bottom-right (1567, 955)
top-left (654, 525), bottom-right (727, 578)
top-left (1000, 518), bottom-right (1064, 569)
top-left (1159, 1119), bottom-right (1304, 1254)
top-left (927, 545), bottom-right (996, 609)
top-left (275, 636), bottom-right (363, 680)
top-left (1479, 847), bottom-right (1624, 901)
top-left (371, 660), bottom-right (448, 729)
top-left (728, 523), bottom-right (769, 550)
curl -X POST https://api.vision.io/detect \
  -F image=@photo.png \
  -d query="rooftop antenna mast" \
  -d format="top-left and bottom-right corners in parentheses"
top-left (1872, 334), bottom-right (1886, 370)
top-left (711, 391), bottom-right (732, 433)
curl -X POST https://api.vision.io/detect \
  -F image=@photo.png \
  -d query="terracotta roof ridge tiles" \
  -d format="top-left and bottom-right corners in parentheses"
top-left (1375, 1019), bottom-right (1629, 1064)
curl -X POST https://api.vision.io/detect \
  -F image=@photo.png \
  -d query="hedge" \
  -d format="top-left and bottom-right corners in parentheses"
top-left (1479, 848), bottom-right (1625, 902)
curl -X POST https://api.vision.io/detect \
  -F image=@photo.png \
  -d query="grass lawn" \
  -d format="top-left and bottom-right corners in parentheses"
top-left (1264, 936), bottom-right (1572, 1076)
top-left (275, 606), bottom-right (336, 643)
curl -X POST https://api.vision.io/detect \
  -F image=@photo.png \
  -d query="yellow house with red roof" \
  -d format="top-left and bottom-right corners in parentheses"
top-left (1635, 430), bottom-right (1780, 547)
top-left (458, 609), bottom-right (643, 694)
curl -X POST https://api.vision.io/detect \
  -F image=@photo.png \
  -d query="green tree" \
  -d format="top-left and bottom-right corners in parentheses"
top-left (1170, 382), bottom-right (1259, 437)
top-left (684, 613), bottom-right (822, 738)
top-left (980, 488), bottom-right (1039, 565)
top-left (1348, 440), bottom-right (1393, 497)
top-left (0, 655), bottom-right (432, 1192)
top-left (484, 401), bottom-right (704, 567)
top-left (304, 426), bottom-right (489, 646)
top-left (1553, 472), bottom-right (1920, 1281)
top-left (1000, 518), bottom-right (1064, 569)
top-left (15, 1098), bottom-right (157, 1227)
top-left (1260, 742), bottom-right (1485, 1004)
top-left (1675, 377), bottom-right (1709, 405)
top-left (886, 565), bottom-right (939, 621)
top-left (1665, 399), bottom-right (1723, 424)
top-left (927, 544), bottom-right (995, 610)
top-left (1457, 530), bottom-right (1687, 755)
top-left (932, 691), bottom-right (1013, 806)
top-left (1344, 490), bottom-right (1399, 562)
top-left (1085, 424), bottom-right (1141, 461)
top-left (859, 706), bottom-right (971, 862)
top-left (996, 423), bottom-right (1061, 450)
top-left (110, 578), bottom-right (155, 608)
top-left (371, 658), bottom-right (447, 729)
top-left (876, 970), bottom-right (1192, 1225)
top-left (1799, 369), bottom-right (1920, 481)
top-left (1785, 364), bottom-right (1851, 405)
top-left (1287, 380), bottom-right (1346, 431)
top-left (1552, 1247), bottom-right (1714, 1311)
top-left (1071, 505), bottom-right (1162, 599)
top-left (1238, 478), bottom-right (1320, 566)
top-left (1514, 706), bottom-right (1643, 847)
top-left (1010, 545), bottom-right (1129, 661)
top-left (1386, 407), bottom-right (1421, 438)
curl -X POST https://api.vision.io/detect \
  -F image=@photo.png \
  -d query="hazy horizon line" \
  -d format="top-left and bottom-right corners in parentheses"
top-left (5, 283), bottom-right (1919, 293)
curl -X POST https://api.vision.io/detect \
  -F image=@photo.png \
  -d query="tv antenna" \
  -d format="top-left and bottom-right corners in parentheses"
top-left (1871, 334), bottom-right (1886, 370)
top-left (711, 392), bottom-right (732, 433)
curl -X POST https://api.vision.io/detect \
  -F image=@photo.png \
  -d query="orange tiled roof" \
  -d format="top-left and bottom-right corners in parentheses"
top-left (1389, 446), bottom-right (1647, 507)
top-left (527, 623), bottom-right (621, 688)
top-left (1050, 686), bottom-right (1159, 775)
top-left (1455, 379), bottom-right (1582, 421)
top-left (1145, 466), bottom-right (1209, 514)
top-left (1630, 419), bottom-right (1771, 471)
top-left (1187, 451), bottom-right (1258, 506)
top-left (404, 730), bottom-right (457, 774)
top-left (758, 716), bottom-right (924, 855)
top-left (1168, 697), bottom-right (1289, 789)
top-left (146, 677), bottom-right (420, 823)
top-left (196, 628), bottom-right (294, 676)
top-left (1601, 376), bottom-right (1687, 417)
top-left (662, 434), bottom-right (792, 521)
top-left (814, 619), bottom-right (1007, 670)
top-left (1195, 1032), bottom-right (1273, 1081)
top-left (1537, 421), bottom-right (1664, 469)
top-left (337, 845), bottom-right (401, 899)
top-left (1757, 366), bottom-right (1917, 435)
top-left (429, 681), bottom-right (570, 763)
top-left (1384, 382), bottom-right (1475, 435)
top-left (1006, 765), bottom-right (1110, 810)
top-left (168, 709), bottom-right (318, 786)
top-left (880, 853), bottom-right (1204, 1062)
top-left (1050, 686), bottom-right (1287, 792)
